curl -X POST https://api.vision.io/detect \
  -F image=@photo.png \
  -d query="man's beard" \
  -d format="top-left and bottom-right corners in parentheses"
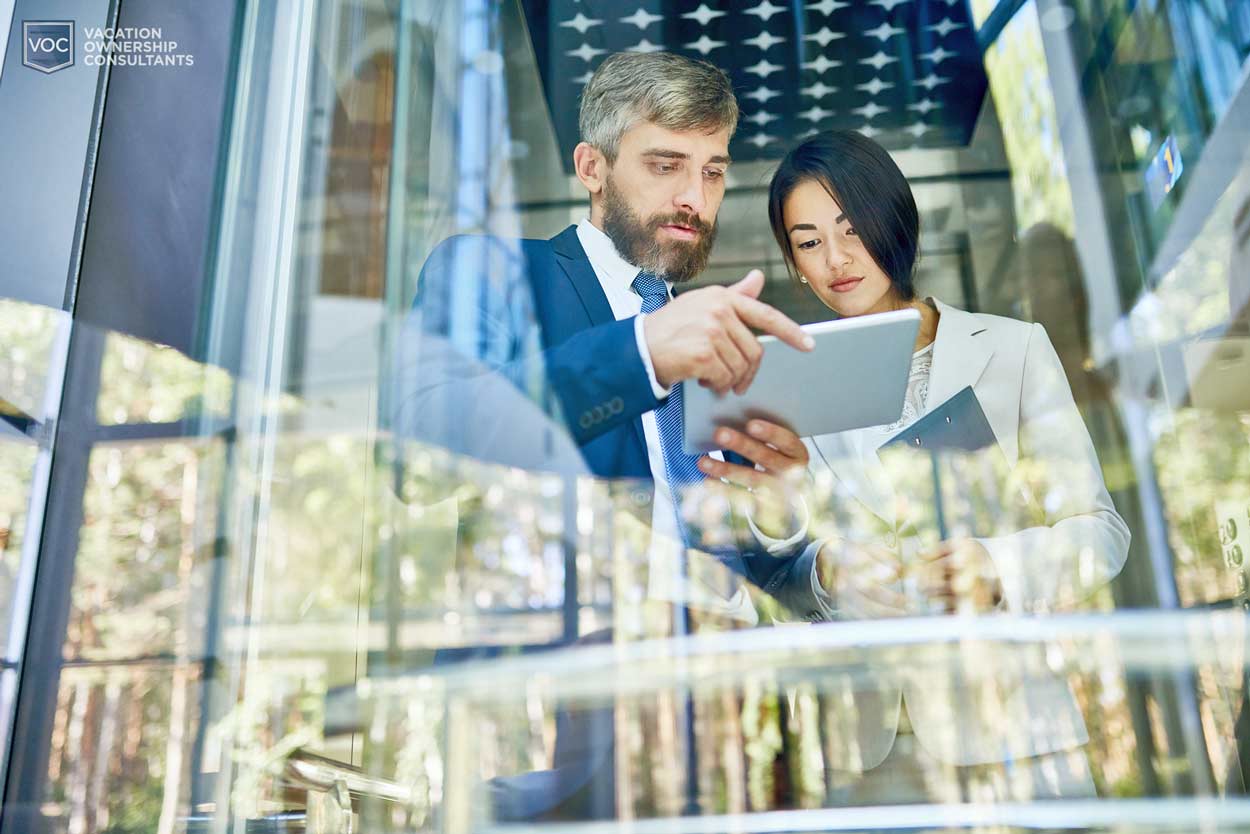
top-left (601, 176), bottom-right (717, 283)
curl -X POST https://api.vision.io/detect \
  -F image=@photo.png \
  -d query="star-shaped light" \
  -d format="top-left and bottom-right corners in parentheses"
top-left (628, 38), bottom-right (665, 54)
top-left (853, 101), bottom-right (888, 119)
top-left (857, 77), bottom-right (894, 95)
top-left (683, 3), bottom-right (727, 25)
top-left (927, 17), bottom-right (966, 37)
top-left (744, 1), bottom-right (787, 21)
top-left (861, 51), bottom-right (899, 71)
top-left (807, 0), bottom-right (850, 13)
top-left (866, 21), bottom-right (905, 40)
top-left (799, 105), bottom-right (835, 122)
top-left (572, 71), bottom-right (594, 85)
top-left (745, 111), bottom-right (779, 126)
top-left (916, 72), bottom-right (951, 89)
top-left (859, 124), bottom-right (882, 137)
top-left (746, 133), bottom-right (777, 148)
top-left (560, 12), bottom-right (602, 35)
top-left (804, 27), bottom-right (845, 47)
top-left (905, 122), bottom-right (930, 138)
top-left (921, 46), bottom-right (956, 63)
top-left (745, 31), bottom-right (787, 50)
top-left (684, 35), bottom-right (726, 55)
top-left (620, 8), bottom-right (663, 29)
top-left (803, 55), bottom-right (842, 73)
top-left (744, 86), bottom-right (781, 103)
top-left (909, 97), bottom-right (940, 114)
top-left (801, 81), bottom-right (838, 97)
top-left (869, 0), bottom-right (911, 11)
top-left (745, 58), bottom-right (784, 78)
top-left (567, 43), bottom-right (606, 62)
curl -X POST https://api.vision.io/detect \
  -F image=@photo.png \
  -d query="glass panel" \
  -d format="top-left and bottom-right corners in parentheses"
top-left (0, 299), bottom-right (66, 657)
top-left (19, 0), bottom-right (1250, 830)
top-left (199, 0), bottom-right (1250, 827)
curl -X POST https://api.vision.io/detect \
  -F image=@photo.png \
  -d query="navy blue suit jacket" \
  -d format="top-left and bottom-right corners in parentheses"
top-left (401, 225), bottom-right (822, 617)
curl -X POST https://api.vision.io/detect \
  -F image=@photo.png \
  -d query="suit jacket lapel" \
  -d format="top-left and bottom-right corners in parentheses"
top-left (924, 299), bottom-right (993, 415)
top-left (551, 225), bottom-right (615, 326)
top-left (549, 225), bottom-right (648, 456)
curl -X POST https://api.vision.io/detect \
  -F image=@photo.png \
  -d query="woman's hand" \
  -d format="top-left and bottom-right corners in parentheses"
top-left (815, 539), bottom-right (910, 618)
top-left (910, 538), bottom-right (1003, 614)
top-left (696, 420), bottom-right (809, 538)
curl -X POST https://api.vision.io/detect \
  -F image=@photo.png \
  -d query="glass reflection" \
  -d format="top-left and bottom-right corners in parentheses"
top-left (6, 0), bottom-right (1250, 830)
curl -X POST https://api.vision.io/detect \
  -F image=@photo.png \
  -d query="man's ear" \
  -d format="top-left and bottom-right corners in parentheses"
top-left (573, 142), bottom-right (607, 195)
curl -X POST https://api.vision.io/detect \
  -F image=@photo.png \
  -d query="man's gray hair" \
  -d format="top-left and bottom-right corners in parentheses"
top-left (578, 52), bottom-right (739, 161)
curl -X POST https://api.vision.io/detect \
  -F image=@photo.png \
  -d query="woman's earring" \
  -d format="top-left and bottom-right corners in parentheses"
top-left (799, 274), bottom-right (809, 284)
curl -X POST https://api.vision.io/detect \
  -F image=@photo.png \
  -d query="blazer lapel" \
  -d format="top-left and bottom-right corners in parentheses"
top-left (924, 299), bottom-right (993, 415)
top-left (549, 225), bottom-right (648, 456)
top-left (809, 432), bottom-right (899, 526)
top-left (551, 225), bottom-right (615, 326)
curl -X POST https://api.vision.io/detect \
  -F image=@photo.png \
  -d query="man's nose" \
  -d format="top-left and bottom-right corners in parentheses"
top-left (674, 171), bottom-right (708, 216)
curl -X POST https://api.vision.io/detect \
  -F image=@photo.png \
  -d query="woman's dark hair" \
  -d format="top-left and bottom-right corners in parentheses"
top-left (768, 130), bottom-right (919, 301)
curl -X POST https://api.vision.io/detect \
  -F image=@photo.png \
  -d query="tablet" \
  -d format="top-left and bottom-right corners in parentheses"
top-left (682, 308), bottom-right (921, 454)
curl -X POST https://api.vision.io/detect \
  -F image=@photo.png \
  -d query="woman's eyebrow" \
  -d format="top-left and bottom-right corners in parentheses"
top-left (788, 223), bottom-right (817, 233)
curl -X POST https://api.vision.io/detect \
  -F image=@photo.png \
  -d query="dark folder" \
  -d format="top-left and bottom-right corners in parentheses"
top-left (877, 386), bottom-right (1016, 542)
top-left (879, 385), bottom-right (997, 455)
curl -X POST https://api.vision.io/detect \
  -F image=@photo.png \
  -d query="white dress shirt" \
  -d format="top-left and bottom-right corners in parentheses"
top-left (576, 220), bottom-right (688, 594)
top-left (575, 219), bottom-right (815, 623)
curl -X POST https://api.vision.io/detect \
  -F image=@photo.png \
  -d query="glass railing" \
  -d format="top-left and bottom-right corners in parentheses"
top-left (263, 611), bottom-right (1250, 832)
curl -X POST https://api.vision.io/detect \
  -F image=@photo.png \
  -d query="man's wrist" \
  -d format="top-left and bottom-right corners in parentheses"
top-left (634, 314), bottom-right (671, 398)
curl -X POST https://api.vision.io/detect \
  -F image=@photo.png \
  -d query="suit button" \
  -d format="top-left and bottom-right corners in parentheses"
top-left (609, 396), bottom-right (624, 415)
top-left (579, 412), bottom-right (593, 429)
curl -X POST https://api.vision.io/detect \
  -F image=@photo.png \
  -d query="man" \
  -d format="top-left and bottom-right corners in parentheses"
top-left (399, 51), bottom-right (828, 618)
top-left (395, 52), bottom-right (829, 818)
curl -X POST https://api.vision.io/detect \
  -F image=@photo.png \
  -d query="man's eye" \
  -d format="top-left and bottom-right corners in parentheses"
top-left (653, 164), bottom-right (677, 174)
top-left (704, 169), bottom-right (725, 180)
top-left (797, 239), bottom-right (820, 250)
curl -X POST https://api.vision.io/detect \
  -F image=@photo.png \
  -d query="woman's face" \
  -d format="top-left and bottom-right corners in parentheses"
top-left (782, 179), bottom-right (898, 317)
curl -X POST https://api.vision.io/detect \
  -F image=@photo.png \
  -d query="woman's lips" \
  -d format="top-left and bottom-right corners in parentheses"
top-left (829, 276), bottom-right (864, 293)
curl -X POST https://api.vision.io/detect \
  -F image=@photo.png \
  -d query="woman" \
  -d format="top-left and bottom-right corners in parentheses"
top-left (762, 131), bottom-right (1130, 802)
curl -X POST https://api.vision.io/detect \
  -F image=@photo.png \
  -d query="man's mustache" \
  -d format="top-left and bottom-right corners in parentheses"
top-left (648, 212), bottom-right (713, 237)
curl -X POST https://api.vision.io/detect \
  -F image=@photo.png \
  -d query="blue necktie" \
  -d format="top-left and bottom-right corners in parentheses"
top-left (632, 272), bottom-right (707, 499)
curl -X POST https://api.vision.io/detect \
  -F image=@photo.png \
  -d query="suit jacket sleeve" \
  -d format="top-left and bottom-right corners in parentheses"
top-left (977, 323), bottom-right (1131, 612)
top-left (391, 235), bottom-right (661, 466)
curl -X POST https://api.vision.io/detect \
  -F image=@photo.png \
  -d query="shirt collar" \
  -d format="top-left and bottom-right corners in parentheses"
top-left (576, 218), bottom-right (671, 296)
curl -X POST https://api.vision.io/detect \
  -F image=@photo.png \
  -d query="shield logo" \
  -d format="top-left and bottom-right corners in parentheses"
top-left (23, 21), bottom-right (75, 74)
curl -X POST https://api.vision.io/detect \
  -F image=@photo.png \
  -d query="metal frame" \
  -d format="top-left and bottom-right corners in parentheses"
top-left (0, 0), bottom-right (15, 81)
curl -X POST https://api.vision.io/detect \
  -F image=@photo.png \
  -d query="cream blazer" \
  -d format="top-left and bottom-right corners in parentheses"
top-left (799, 299), bottom-right (1130, 768)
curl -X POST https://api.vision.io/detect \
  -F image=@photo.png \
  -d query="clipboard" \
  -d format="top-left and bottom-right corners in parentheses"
top-left (880, 385), bottom-right (998, 455)
top-left (877, 386), bottom-right (1034, 543)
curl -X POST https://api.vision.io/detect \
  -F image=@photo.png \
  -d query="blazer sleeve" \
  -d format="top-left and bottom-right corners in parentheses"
top-left (977, 323), bottom-right (1131, 612)
top-left (391, 235), bottom-right (661, 467)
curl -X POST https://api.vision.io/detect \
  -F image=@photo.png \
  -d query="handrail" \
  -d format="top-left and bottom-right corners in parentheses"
top-left (283, 748), bottom-right (412, 805)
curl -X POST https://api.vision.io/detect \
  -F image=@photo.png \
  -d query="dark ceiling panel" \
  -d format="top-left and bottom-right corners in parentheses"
top-left (521, 0), bottom-right (989, 170)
